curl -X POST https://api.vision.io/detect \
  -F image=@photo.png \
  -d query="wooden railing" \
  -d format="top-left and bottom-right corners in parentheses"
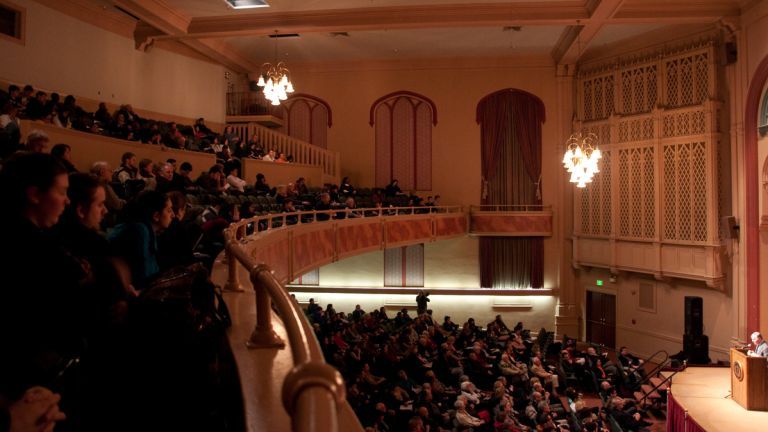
top-left (224, 245), bottom-right (346, 432)
top-left (228, 122), bottom-right (340, 183)
top-left (226, 91), bottom-right (284, 118)
top-left (222, 205), bottom-right (466, 432)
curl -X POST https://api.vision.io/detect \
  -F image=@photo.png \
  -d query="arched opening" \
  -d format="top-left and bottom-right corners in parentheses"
top-left (282, 94), bottom-right (332, 149)
top-left (476, 89), bottom-right (546, 289)
top-left (370, 91), bottom-right (437, 191)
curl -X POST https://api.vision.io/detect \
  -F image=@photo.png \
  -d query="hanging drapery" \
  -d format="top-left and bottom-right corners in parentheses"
top-left (476, 89), bottom-right (545, 289)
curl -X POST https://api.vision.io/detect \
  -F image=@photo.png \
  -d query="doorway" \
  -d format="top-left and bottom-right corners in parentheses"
top-left (586, 290), bottom-right (616, 348)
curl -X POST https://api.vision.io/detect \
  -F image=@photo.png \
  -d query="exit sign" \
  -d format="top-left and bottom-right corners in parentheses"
top-left (596, 279), bottom-right (604, 286)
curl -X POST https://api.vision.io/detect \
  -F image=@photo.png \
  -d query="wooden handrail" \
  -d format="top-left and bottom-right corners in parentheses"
top-left (225, 230), bottom-right (346, 432)
top-left (228, 205), bottom-right (464, 235)
top-left (228, 122), bottom-right (340, 182)
top-left (222, 205), bottom-right (464, 431)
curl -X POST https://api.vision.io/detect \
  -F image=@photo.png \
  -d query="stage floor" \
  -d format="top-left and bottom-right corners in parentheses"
top-left (671, 367), bottom-right (768, 431)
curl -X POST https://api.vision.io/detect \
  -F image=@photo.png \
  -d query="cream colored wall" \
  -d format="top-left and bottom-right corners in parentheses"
top-left (424, 237), bottom-right (480, 288)
top-left (318, 237), bottom-right (480, 289)
top-left (290, 289), bottom-right (558, 333)
top-left (290, 58), bottom-right (562, 330)
top-left (577, 269), bottom-right (733, 362)
top-left (0, 0), bottom-right (226, 123)
top-left (319, 250), bottom-right (384, 287)
top-left (289, 57), bottom-right (560, 208)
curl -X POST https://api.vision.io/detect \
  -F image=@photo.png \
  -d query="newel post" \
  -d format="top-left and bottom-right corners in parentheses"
top-left (246, 265), bottom-right (286, 349)
top-left (224, 226), bottom-right (243, 292)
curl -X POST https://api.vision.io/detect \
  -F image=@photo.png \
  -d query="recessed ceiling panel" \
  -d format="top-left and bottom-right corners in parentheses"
top-left (589, 24), bottom-right (671, 48)
top-left (223, 25), bottom-right (566, 63)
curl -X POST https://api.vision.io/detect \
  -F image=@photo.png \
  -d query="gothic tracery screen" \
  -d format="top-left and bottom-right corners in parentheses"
top-left (576, 42), bottom-right (720, 246)
top-left (371, 92), bottom-right (436, 190)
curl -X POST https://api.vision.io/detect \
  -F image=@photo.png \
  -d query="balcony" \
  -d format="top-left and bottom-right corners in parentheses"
top-left (214, 206), bottom-right (467, 431)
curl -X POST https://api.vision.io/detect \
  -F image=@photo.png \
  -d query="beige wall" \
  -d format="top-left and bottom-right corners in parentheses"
top-left (291, 57), bottom-right (563, 331)
top-left (0, 0), bottom-right (227, 124)
top-left (576, 268), bottom-right (734, 362)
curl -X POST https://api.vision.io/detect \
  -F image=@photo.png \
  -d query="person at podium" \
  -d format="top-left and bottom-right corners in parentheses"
top-left (747, 332), bottom-right (768, 357)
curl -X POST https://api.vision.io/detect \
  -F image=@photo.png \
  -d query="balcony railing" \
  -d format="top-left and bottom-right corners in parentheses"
top-left (228, 121), bottom-right (341, 183)
top-left (222, 205), bottom-right (466, 432)
top-left (226, 91), bottom-right (285, 118)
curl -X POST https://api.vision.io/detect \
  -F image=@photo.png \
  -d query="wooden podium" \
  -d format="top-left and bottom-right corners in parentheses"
top-left (730, 348), bottom-right (768, 411)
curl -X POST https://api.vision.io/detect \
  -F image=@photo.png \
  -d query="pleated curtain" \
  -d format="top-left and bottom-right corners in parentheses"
top-left (477, 90), bottom-right (545, 288)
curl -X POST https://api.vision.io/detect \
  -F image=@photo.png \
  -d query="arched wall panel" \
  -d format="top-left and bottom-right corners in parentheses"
top-left (372, 91), bottom-right (436, 190)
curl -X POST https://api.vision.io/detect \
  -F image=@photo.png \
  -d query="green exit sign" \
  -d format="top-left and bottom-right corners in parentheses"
top-left (596, 279), bottom-right (604, 286)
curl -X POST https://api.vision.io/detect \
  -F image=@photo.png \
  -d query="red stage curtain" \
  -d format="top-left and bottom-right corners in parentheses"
top-left (684, 415), bottom-right (705, 432)
top-left (667, 393), bottom-right (687, 432)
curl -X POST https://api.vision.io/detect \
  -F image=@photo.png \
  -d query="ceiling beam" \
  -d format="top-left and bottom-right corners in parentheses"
top-left (183, 2), bottom-right (589, 39)
top-left (552, 0), bottom-right (626, 65)
top-left (171, 1), bottom-right (740, 40)
top-left (112, 0), bottom-right (189, 36)
top-left (111, 0), bottom-right (260, 73)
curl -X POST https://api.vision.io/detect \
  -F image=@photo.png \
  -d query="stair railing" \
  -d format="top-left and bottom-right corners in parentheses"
top-left (228, 122), bottom-right (340, 181)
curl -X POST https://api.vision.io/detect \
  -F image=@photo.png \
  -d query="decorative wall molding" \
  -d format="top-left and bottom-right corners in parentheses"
top-left (469, 211), bottom-right (554, 237)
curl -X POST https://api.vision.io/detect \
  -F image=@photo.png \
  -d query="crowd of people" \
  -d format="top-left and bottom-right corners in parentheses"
top-left (0, 83), bottom-right (299, 165)
top-left (0, 84), bottom-right (657, 432)
top-left (0, 121), bottom-right (454, 431)
top-left (304, 295), bottom-right (657, 432)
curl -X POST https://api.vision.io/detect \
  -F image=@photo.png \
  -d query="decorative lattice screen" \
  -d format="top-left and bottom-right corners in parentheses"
top-left (617, 146), bottom-right (655, 239)
top-left (578, 150), bottom-right (612, 236)
top-left (582, 74), bottom-right (615, 121)
top-left (577, 42), bottom-right (719, 247)
top-left (620, 63), bottom-right (658, 114)
top-left (662, 142), bottom-right (708, 242)
top-left (665, 51), bottom-right (709, 108)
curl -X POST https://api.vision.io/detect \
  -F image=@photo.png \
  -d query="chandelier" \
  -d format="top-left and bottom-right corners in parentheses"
top-left (562, 132), bottom-right (601, 188)
top-left (256, 62), bottom-right (294, 105)
top-left (256, 31), bottom-right (295, 105)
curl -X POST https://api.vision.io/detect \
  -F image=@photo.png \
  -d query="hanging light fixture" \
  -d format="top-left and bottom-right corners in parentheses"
top-left (257, 31), bottom-right (295, 106)
top-left (562, 132), bottom-right (601, 187)
top-left (561, 20), bottom-right (601, 188)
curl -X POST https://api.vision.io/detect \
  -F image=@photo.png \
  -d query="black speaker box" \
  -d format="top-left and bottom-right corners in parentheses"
top-left (725, 41), bottom-right (738, 64)
top-left (684, 296), bottom-right (703, 336)
top-left (683, 333), bottom-right (710, 364)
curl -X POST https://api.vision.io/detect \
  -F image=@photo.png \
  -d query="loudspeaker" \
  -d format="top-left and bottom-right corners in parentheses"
top-left (683, 333), bottom-right (710, 364)
top-left (725, 41), bottom-right (738, 64)
top-left (684, 296), bottom-right (703, 336)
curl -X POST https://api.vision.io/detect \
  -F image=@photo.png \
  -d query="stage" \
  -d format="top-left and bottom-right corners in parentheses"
top-left (669, 367), bottom-right (768, 431)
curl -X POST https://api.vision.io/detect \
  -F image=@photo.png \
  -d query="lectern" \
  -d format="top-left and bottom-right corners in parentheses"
top-left (730, 348), bottom-right (768, 411)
